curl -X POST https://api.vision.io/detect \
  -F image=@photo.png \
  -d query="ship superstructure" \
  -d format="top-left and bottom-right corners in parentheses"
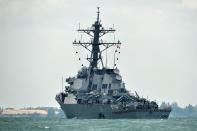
top-left (56, 8), bottom-right (171, 119)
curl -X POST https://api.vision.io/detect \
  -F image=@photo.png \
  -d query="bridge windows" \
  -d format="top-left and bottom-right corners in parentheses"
top-left (102, 84), bottom-right (107, 89)
top-left (92, 84), bottom-right (97, 90)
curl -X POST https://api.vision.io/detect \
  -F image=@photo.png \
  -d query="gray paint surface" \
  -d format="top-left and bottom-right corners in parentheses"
top-left (60, 104), bottom-right (170, 119)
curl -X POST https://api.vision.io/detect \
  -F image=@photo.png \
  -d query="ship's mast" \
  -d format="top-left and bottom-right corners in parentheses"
top-left (73, 7), bottom-right (121, 70)
top-left (91, 7), bottom-right (101, 68)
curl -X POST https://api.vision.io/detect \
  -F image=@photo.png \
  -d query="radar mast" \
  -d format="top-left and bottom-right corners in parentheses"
top-left (73, 7), bottom-right (121, 70)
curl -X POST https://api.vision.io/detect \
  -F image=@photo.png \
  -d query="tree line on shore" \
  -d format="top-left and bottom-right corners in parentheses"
top-left (160, 102), bottom-right (197, 118)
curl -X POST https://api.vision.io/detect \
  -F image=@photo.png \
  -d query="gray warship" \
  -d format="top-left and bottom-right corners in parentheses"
top-left (56, 8), bottom-right (171, 119)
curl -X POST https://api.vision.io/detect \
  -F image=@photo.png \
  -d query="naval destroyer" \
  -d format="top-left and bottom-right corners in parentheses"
top-left (56, 8), bottom-right (171, 119)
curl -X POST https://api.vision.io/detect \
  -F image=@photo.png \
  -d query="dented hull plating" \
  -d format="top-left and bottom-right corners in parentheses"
top-left (60, 103), bottom-right (171, 119)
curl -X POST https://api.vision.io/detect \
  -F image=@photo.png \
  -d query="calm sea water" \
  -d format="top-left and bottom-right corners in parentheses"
top-left (0, 117), bottom-right (197, 131)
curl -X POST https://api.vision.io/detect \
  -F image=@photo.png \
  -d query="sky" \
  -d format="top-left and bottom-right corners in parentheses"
top-left (0, 0), bottom-right (197, 108)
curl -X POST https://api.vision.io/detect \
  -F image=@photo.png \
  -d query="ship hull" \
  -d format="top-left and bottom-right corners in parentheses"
top-left (59, 103), bottom-right (171, 119)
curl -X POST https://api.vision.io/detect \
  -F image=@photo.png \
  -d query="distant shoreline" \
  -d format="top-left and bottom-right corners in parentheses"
top-left (1, 103), bottom-right (197, 118)
top-left (0, 107), bottom-right (64, 118)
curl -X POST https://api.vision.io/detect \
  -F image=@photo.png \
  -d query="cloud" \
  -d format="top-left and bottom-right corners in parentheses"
top-left (0, 0), bottom-right (197, 107)
top-left (182, 0), bottom-right (197, 9)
